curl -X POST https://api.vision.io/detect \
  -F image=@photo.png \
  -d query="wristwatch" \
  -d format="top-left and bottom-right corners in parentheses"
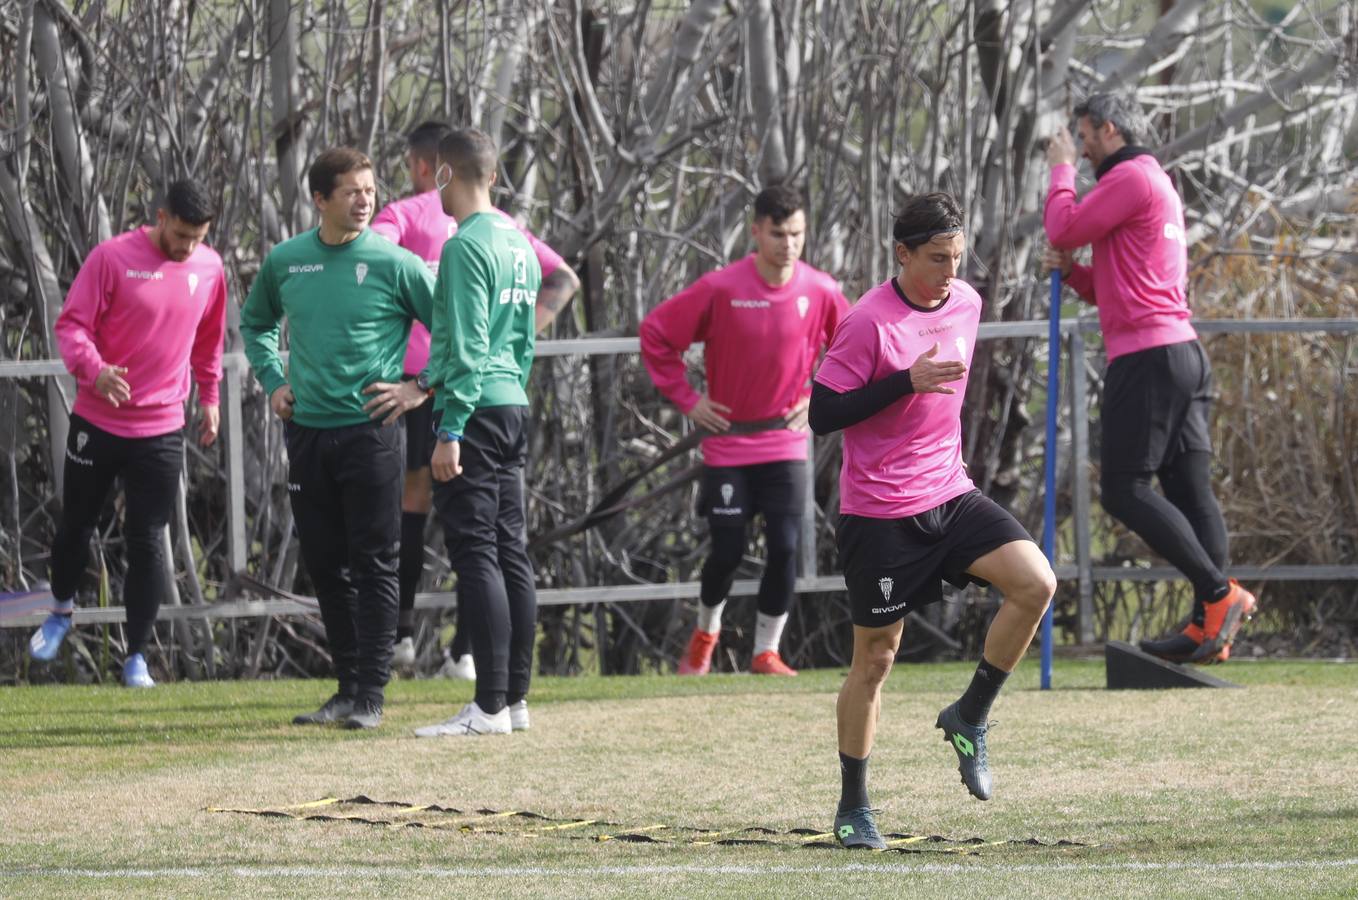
top-left (437, 428), bottom-right (461, 443)
top-left (415, 369), bottom-right (434, 396)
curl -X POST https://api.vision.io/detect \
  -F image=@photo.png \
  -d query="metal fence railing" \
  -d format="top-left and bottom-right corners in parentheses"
top-left (3, 318), bottom-right (1356, 641)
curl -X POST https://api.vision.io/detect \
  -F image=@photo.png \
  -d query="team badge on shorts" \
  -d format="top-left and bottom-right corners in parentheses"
top-left (878, 577), bottom-right (894, 602)
top-left (355, 263), bottom-right (369, 285)
top-left (721, 483), bottom-right (734, 505)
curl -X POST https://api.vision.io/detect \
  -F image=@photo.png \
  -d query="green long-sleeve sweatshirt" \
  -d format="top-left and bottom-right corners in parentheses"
top-left (429, 211), bottom-right (543, 435)
top-left (241, 228), bottom-right (435, 428)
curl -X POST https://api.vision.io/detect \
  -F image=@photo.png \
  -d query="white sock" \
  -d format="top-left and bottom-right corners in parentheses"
top-left (696, 601), bottom-right (725, 634)
top-left (753, 612), bottom-right (788, 656)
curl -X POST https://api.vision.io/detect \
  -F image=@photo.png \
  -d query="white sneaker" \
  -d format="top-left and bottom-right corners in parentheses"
top-left (508, 699), bottom-right (530, 732)
top-left (438, 652), bottom-right (476, 680)
top-left (392, 637), bottom-right (416, 668)
top-left (414, 701), bottom-right (510, 737)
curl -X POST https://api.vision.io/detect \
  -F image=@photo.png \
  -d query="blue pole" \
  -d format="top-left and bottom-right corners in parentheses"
top-left (1040, 270), bottom-right (1061, 690)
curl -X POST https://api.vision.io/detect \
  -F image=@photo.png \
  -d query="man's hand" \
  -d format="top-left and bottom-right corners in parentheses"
top-left (95, 365), bottom-right (132, 407)
top-left (198, 404), bottom-right (220, 447)
top-left (363, 379), bottom-right (427, 425)
top-left (783, 395), bottom-right (810, 431)
top-left (270, 384), bottom-right (296, 420)
top-left (431, 439), bottom-right (462, 482)
top-left (1043, 244), bottom-right (1074, 278)
top-left (685, 394), bottom-right (732, 432)
top-left (1046, 125), bottom-right (1077, 167)
top-left (909, 343), bottom-right (967, 394)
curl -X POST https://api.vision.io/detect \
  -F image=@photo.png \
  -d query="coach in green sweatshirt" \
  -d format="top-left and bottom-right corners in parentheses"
top-left (241, 147), bottom-right (434, 730)
top-left (414, 128), bottom-right (544, 739)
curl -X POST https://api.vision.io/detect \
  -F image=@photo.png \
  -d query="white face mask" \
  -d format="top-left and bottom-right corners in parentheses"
top-left (434, 163), bottom-right (453, 192)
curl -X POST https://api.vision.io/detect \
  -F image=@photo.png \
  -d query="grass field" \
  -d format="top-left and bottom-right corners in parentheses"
top-left (2, 659), bottom-right (1356, 898)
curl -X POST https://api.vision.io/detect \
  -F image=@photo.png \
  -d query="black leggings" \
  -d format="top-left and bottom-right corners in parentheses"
top-left (50, 415), bottom-right (183, 656)
top-left (700, 513), bottom-right (800, 617)
top-left (1101, 450), bottom-right (1228, 604)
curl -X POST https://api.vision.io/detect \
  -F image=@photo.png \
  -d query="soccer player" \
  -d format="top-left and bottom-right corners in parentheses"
top-left (413, 128), bottom-right (543, 738)
top-left (1044, 93), bottom-right (1256, 664)
top-left (371, 121), bottom-right (579, 675)
top-left (809, 193), bottom-right (1056, 849)
top-left (639, 185), bottom-right (850, 677)
top-left (26, 180), bottom-right (227, 688)
top-left (241, 148), bottom-right (435, 729)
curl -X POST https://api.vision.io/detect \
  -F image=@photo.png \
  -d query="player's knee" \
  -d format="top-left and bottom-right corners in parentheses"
top-left (1005, 561), bottom-right (1056, 618)
top-left (853, 641), bottom-right (896, 685)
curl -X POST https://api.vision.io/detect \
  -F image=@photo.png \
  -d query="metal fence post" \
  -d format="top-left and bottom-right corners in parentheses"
top-left (223, 359), bottom-right (248, 574)
top-left (1070, 328), bottom-right (1094, 644)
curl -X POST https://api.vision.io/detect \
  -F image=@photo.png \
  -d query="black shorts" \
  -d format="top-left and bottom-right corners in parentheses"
top-left (837, 490), bottom-right (1033, 629)
top-left (699, 460), bottom-right (807, 524)
top-left (1102, 339), bottom-right (1213, 474)
top-left (401, 378), bottom-right (436, 472)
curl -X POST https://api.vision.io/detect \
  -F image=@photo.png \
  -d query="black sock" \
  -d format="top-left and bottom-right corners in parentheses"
top-left (398, 512), bottom-right (427, 640)
top-left (957, 657), bottom-right (1009, 726)
top-left (838, 752), bottom-right (870, 813)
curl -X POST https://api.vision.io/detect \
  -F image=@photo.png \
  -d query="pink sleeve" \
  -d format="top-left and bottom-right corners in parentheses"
top-left (370, 203), bottom-right (403, 243)
top-left (1065, 262), bottom-right (1096, 304)
top-left (824, 287), bottom-right (851, 346)
top-left (638, 278), bottom-right (713, 414)
top-left (813, 310), bottom-right (877, 393)
top-left (1045, 164), bottom-right (1149, 250)
top-left (521, 227), bottom-right (563, 278)
top-left (192, 266), bottom-right (227, 405)
top-left (54, 245), bottom-right (114, 385)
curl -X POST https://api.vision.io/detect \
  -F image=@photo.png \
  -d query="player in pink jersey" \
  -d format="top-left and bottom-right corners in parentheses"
top-left (1044, 93), bottom-right (1256, 664)
top-left (27, 181), bottom-right (227, 688)
top-left (371, 121), bottom-right (579, 675)
top-left (641, 185), bottom-right (850, 677)
top-left (809, 193), bottom-right (1056, 848)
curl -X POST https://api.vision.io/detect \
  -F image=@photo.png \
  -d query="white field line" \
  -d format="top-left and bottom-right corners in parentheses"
top-left (2, 859), bottom-right (1357, 879)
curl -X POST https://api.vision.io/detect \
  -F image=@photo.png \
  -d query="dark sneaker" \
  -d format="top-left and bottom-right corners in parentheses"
top-left (936, 701), bottom-right (993, 801)
top-left (343, 698), bottom-right (383, 730)
top-left (292, 694), bottom-right (355, 725)
top-left (833, 806), bottom-right (886, 850)
top-left (1140, 619), bottom-right (1204, 663)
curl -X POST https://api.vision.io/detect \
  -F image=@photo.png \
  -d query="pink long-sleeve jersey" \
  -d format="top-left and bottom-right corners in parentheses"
top-left (640, 255), bottom-right (850, 467)
top-left (55, 226), bottom-right (227, 438)
top-left (371, 190), bottom-right (563, 375)
top-left (1044, 156), bottom-right (1197, 361)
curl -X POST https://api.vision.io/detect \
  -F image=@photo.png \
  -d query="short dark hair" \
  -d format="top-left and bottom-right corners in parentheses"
top-left (162, 180), bottom-right (216, 226)
top-left (308, 147), bottom-right (374, 199)
top-left (437, 128), bottom-right (498, 183)
top-left (892, 192), bottom-right (964, 250)
top-left (753, 185), bottom-right (803, 225)
top-left (1073, 93), bottom-right (1152, 146)
top-left (407, 120), bottom-right (452, 164)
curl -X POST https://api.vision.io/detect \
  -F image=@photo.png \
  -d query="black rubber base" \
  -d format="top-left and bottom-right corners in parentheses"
top-left (1105, 640), bottom-right (1240, 690)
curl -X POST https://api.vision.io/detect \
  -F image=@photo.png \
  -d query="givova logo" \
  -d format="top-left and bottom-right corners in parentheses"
top-left (288, 264), bottom-right (324, 274)
top-left (126, 269), bottom-right (163, 280)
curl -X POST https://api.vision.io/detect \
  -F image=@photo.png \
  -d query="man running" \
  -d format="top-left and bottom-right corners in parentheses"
top-left (640, 185), bottom-right (849, 677)
top-left (810, 193), bottom-right (1056, 849)
top-left (27, 180), bottom-right (226, 687)
top-left (1044, 92), bottom-right (1256, 664)
top-left (371, 120), bottom-right (579, 676)
top-left (414, 128), bottom-right (543, 737)
top-left (242, 148), bottom-right (434, 729)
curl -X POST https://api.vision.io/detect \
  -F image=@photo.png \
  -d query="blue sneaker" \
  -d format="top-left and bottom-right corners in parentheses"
top-left (833, 806), bottom-right (886, 850)
top-left (123, 653), bottom-right (155, 688)
top-left (936, 701), bottom-right (993, 800)
top-left (29, 612), bottom-right (73, 661)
